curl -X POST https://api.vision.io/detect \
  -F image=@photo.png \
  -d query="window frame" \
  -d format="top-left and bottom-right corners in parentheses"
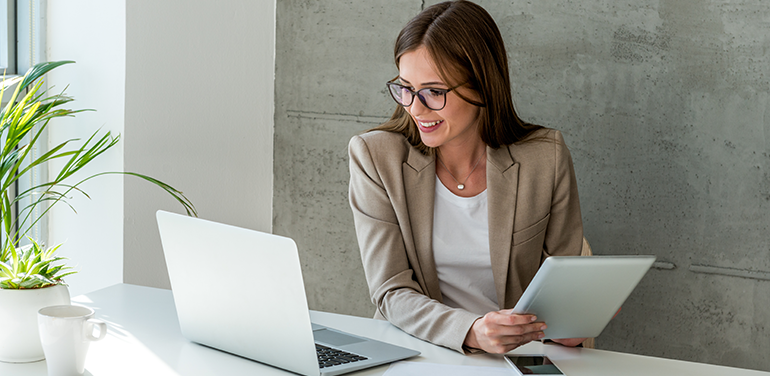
top-left (3, 0), bottom-right (47, 248)
top-left (0, 0), bottom-right (15, 74)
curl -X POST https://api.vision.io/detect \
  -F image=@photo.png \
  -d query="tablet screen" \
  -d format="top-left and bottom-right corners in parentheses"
top-left (504, 355), bottom-right (564, 375)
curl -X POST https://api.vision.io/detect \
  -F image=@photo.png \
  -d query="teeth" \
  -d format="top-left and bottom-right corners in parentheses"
top-left (420, 120), bottom-right (441, 127)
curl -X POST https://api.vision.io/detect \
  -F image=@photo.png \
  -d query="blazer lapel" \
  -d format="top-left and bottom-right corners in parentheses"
top-left (402, 147), bottom-right (443, 301)
top-left (486, 145), bottom-right (519, 308)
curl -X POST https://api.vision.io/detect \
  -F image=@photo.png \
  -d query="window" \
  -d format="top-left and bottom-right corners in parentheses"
top-left (0, 0), bottom-right (14, 74)
top-left (0, 0), bottom-right (47, 249)
top-left (17, 0), bottom-right (46, 74)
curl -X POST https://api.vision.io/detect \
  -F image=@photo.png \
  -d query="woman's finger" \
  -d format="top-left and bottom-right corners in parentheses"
top-left (501, 322), bottom-right (547, 336)
top-left (498, 330), bottom-right (546, 345)
top-left (494, 311), bottom-right (539, 326)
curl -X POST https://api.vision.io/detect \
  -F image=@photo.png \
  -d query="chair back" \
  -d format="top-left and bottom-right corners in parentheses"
top-left (580, 237), bottom-right (596, 349)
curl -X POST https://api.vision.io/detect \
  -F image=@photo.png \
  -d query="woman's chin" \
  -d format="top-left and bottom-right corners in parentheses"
top-left (418, 133), bottom-right (443, 148)
top-left (422, 140), bottom-right (443, 149)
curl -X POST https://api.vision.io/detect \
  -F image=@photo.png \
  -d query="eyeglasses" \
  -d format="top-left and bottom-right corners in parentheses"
top-left (386, 79), bottom-right (464, 111)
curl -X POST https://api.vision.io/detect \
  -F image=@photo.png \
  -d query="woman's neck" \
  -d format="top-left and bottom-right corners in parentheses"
top-left (436, 139), bottom-right (486, 171)
top-left (435, 138), bottom-right (487, 196)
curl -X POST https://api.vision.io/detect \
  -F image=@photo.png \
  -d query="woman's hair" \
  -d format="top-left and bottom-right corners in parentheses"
top-left (372, 0), bottom-right (542, 154)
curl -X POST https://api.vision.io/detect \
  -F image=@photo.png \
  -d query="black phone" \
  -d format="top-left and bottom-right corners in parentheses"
top-left (504, 355), bottom-right (565, 375)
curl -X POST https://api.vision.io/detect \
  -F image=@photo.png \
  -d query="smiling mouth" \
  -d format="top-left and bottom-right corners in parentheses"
top-left (419, 120), bottom-right (442, 128)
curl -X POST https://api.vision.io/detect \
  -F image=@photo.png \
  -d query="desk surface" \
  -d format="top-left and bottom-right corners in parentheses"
top-left (1, 283), bottom-right (767, 376)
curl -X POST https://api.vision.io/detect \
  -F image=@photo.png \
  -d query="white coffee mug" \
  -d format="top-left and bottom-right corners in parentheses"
top-left (38, 305), bottom-right (107, 376)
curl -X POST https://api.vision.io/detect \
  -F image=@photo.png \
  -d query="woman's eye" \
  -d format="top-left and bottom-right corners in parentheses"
top-left (396, 83), bottom-right (413, 90)
top-left (426, 89), bottom-right (444, 97)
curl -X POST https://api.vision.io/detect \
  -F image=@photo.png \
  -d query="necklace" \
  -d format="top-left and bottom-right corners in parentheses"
top-left (437, 150), bottom-right (485, 190)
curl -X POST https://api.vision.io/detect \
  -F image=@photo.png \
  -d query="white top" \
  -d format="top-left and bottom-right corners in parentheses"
top-left (432, 176), bottom-right (499, 316)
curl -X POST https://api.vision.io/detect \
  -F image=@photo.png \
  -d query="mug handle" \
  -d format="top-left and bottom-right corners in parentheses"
top-left (84, 319), bottom-right (107, 341)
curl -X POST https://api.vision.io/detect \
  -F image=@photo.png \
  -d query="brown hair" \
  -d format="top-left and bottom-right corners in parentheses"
top-left (372, 0), bottom-right (542, 154)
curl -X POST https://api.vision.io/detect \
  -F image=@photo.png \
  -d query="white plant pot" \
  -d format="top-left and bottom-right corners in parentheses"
top-left (0, 284), bottom-right (71, 363)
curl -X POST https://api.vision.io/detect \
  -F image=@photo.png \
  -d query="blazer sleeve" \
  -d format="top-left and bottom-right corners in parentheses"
top-left (542, 130), bottom-right (583, 259)
top-left (348, 135), bottom-right (480, 354)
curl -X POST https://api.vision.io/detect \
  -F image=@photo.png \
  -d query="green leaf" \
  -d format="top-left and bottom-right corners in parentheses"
top-left (10, 244), bottom-right (19, 274)
top-left (19, 276), bottom-right (48, 289)
top-left (0, 278), bottom-right (14, 289)
top-left (16, 101), bottom-right (41, 128)
top-left (17, 61), bottom-right (75, 91)
top-left (44, 243), bottom-right (63, 259)
top-left (0, 260), bottom-right (13, 277)
top-left (53, 270), bottom-right (76, 281)
top-left (2, 193), bottom-right (12, 238)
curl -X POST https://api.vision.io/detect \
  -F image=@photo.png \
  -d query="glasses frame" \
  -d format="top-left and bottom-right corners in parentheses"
top-left (386, 79), bottom-right (464, 111)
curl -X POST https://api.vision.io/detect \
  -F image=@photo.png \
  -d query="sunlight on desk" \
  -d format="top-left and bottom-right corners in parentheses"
top-left (383, 361), bottom-right (511, 376)
top-left (87, 323), bottom-right (181, 376)
top-left (71, 296), bottom-right (94, 304)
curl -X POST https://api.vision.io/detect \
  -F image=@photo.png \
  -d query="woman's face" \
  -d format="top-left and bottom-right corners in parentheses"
top-left (397, 46), bottom-right (482, 150)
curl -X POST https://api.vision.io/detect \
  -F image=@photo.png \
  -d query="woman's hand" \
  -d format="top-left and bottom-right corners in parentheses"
top-left (463, 309), bottom-right (546, 354)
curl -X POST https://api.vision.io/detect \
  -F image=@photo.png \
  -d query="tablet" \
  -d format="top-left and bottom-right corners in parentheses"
top-left (512, 255), bottom-right (655, 339)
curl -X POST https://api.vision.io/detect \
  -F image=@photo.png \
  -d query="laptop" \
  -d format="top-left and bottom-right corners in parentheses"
top-left (156, 210), bottom-right (420, 376)
top-left (512, 255), bottom-right (656, 339)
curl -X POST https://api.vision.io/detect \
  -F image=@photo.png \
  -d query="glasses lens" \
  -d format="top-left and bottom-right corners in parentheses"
top-left (388, 84), bottom-right (413, 106)
top-left (417, 88), bottom-right (446, 111)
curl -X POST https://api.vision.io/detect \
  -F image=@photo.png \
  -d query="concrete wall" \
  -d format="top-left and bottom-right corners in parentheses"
top-left (274, 0), bottom-right (770, 371)
top-left (273, 1), bottom-right (409, 317)
top-left (123, 1), bottom-right (275, 288)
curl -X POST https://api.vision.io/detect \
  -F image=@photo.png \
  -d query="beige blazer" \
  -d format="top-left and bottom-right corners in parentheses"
top-left (348, 128), bottom-right (583, 353)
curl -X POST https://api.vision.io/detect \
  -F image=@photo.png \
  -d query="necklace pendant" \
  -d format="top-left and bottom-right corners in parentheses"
top-left (457, 184), bottom-right (465, 190)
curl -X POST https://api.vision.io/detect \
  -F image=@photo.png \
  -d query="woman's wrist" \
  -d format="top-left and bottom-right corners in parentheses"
top-left (463, 318), bottom-right (482, 349)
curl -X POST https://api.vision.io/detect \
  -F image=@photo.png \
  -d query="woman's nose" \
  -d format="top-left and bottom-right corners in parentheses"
top-left (408, 96), bottom-right (431, 116)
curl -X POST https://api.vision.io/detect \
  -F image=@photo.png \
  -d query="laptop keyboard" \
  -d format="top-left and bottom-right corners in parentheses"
top-left (316, 344), bottom-right (368, 369)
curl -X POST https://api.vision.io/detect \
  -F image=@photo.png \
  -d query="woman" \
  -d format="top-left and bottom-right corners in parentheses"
top-left (348, 0), bottom-right (585, 354)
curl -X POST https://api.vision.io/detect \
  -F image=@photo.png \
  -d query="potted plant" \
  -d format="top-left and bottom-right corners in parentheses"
top-left (0, 240), bottom-right (72, 362)
top-left (0, 61), bottom-right (196, 363)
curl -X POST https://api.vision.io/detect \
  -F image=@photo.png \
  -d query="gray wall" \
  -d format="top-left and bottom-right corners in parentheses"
top-left (274, 0), bottom-right (770, 371)
top-left (124, 1), bottom-right (275, 288)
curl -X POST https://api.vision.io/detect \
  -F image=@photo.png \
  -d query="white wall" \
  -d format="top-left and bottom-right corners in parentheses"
top-left (45, 0), bottom-right (126, 297)
top-left (42, 0), bottom-right (275, 295)
top-left (122, 0), bottom-right (276, 288)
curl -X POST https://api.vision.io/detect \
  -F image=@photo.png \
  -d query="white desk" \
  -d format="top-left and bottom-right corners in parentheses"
top-left (1, 283), bottom-right (768, 376)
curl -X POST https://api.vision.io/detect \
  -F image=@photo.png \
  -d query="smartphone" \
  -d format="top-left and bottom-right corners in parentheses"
top-left (504, 355), bottom-right (565, 375)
